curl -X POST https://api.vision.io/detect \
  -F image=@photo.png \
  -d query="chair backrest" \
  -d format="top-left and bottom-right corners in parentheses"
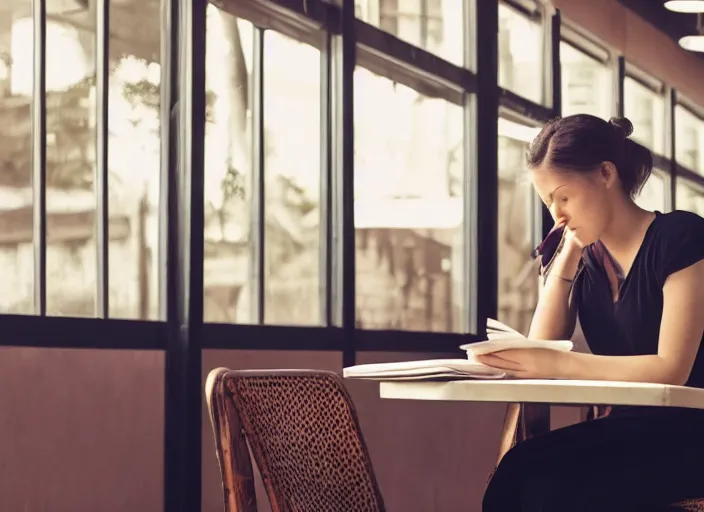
top-left (206, 367), bottom-right (258, 512)
top-left (206, 368), bottom-right (386, 512)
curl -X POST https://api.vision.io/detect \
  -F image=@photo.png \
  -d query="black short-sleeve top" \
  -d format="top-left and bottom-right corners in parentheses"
top-left (574, 210), bottom-right (704, 409)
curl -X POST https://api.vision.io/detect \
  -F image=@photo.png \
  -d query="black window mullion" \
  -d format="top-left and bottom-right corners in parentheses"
top-left (474, 0), bottom-right (499, 330)
top-left (355, 21), bottom-right (476, 99)
top-left (338, 0), bottom-right (355, 368)
top-left (95, 0), bottom-right (110, 318)
top-left (541, 8), bottom-right (561, 238)
top-left (31, 0), bottom-right (47, 316)
top-left (498, 89), bottom-right (554, 124)
top-left (162, 0), bottom-right (206, 510)
top-left (319, 31), bottom-right (333, 326)
top-left (250, 28), bottom-right (265, 324)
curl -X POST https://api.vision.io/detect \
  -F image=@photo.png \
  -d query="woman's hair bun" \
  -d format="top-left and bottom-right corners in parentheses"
top-left (608, 116), bottom-right (634, 138)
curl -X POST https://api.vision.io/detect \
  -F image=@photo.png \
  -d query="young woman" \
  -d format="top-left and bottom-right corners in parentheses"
top-left (478, 114), bottom-right (704, 511)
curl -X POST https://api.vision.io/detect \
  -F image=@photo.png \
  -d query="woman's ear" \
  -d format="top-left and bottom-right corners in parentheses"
top-left (599, 161), bottom-right (619, 190)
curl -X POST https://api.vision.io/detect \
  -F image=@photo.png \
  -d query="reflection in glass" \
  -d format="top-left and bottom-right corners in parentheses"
top-left (0, 5), bottom-right (33, 314)
top-left (635, 170), bottom-right (667, 212)
top-left (203, 8), bottom-right (254, 324)
top-left (498, 3), bottom-right (543, 105)
top-left (107, 0), bottom-right (161, 320)
top-left (44, 2), bottom-right (98, 316)
top-left (262, 31), bottom-right (321, 325)
top-left (0, 1), bottom-right (161, 318)
top-left (560, 41), bottom-right (613, 119)
top-left (497, 118), bottom-right (541, 336)
top-left (675, 105), bottom-right (704, 174)
top-left (624, 77), bottom-right (665, 156)
top-left (354, 68), bottom-right (464, 332)
top-left (354, 0), bottom-right (464, 66)
top-left (676, 180), bottom-right (704, 217)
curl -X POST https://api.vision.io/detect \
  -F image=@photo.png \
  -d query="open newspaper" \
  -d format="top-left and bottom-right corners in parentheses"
top-left (343, 318), bottom-right (573, 381)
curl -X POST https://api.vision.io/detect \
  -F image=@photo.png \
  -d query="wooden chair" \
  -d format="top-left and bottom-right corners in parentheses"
top-left (205, 368), bottom-right (386, 512)
top-left (493, 403), bottom-right (704, 512)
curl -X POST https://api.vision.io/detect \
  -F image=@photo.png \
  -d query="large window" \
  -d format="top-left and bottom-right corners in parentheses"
top-left (675, 104), bottom-right (704, 175)
top-left (560, 41), bottom-right (613, 119)
top-left (624, 76), bottom-right (666, 157)
top-left (677, 179), bottom-right (704, 217)
top-left (498, 2), bottom-right (544, 105)
top-left (635, 170), bottom-right (668, 212)
top-left (354, 0), bottom-right (464, 66)
top-left (203, 12), bottom-right (254, 324)
top-left (0, 0), bottom-right (162, 319)
top-left (201, 11), bottom-right (323, 326)
top-left (497, 117), bottom-right (541, 336)
top-left (262, 32), bottom-right (322, 325)
top-left (354, 67), bottom-right (465, 332)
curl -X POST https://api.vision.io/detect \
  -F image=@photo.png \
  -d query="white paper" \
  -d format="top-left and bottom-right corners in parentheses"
top-left (459, 318), bottom-right (574, 356)
top-left (460, 338), bottom-right (574, 356)
top-left (343, 358), bottom-right (506, 381)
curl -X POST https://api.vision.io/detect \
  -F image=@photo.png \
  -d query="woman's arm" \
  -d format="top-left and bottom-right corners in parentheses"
top-left (527, 238), bottom-right (583, 341)
top-left (479, 259), bottom-right (704, 384)
top-left (558, 258), bottom-right (704, 385)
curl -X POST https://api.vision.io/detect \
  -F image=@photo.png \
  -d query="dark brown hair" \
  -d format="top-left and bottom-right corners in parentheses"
top-left (525, 114), bottom-right (653, 198)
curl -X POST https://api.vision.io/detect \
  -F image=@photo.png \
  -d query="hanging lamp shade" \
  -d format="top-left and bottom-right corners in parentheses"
top-left (679, 34), bottom-right (704, 51)
top-left (664, 1), bottom-right (704, 13)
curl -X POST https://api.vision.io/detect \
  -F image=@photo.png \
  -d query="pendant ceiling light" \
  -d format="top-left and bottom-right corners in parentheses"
top-left (665, 0), bottom-right (704, 12)
top-left (679, 34), bottom-right (704, 51)
top-left (678, 13), bottom-right (704, 52)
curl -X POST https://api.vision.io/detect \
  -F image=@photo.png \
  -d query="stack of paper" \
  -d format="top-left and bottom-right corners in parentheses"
top-left (460, 318), bottom-right (573, 356)
top-left (343, 318), bottom-right (574, 381)
top-left (343, 359), bottom-right (506, 381)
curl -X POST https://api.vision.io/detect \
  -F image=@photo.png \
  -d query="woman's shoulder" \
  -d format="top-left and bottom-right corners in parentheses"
top-left (652, 209), bottom-right (704, 233)
top-left (647, 210), bottom-right (704, 283)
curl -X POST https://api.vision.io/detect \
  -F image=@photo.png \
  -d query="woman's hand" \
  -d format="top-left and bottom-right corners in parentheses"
top-left (564, 226), bottom-right (584, 252)
top-left (555, 216), bottom-right (584, 254)
top-left (476, 349), bottom-right (568, 379)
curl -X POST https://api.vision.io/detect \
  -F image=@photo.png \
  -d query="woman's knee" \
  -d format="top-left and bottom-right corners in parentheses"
top-left (482, 443), bottom-right (538, 511)
top-left (483, 438), bottom-right (570, 512)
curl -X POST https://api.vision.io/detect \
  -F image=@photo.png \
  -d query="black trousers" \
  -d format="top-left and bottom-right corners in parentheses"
top-left (483, 409), bottom-right (704, 512)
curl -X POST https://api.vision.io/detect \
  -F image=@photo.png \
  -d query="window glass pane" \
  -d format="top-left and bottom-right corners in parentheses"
top-left (497, 117), bottom-right (541, 336)
top-left (0, 346), bottom-right (163, 511)
top-left (43, 1), bottom-right (98, 316)
top-left (355, 0), bottom-right (464, 67)
top-left (354, 67), bottom-right (465, 332)
top-left (675, 105), bottom-right (704, 175)
top-left (0, 7), bottom-right (32, 314)
top-left (263, 31), bottom-right (321, 325)
top-left (624, 77), bottom-right (665, 156)
top-left (676, 179), bottom-right (704, 217)
top-left (635, 170), bottom-right (667, 212)
top-left (107, 0), bottom-right (161, 319)
top-left (498, 3), bottom-right (543, 105)
top-left (11, 0), bottom-right (161, 318)
top-left (203, 8), bottom-right (255, 324)
top-left (560, 42), bottom-right (613, 120)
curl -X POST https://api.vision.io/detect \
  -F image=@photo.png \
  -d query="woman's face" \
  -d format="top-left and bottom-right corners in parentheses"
top-left (531, 162), bottom-right (615, 246)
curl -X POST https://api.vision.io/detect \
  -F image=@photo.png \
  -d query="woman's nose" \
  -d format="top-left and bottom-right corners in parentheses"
top-left (550, 206), bottom-right (567, 225)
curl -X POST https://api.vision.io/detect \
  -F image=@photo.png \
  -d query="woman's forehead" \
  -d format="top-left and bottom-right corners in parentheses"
top-left (530, 165), bottom-right (568, 193)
